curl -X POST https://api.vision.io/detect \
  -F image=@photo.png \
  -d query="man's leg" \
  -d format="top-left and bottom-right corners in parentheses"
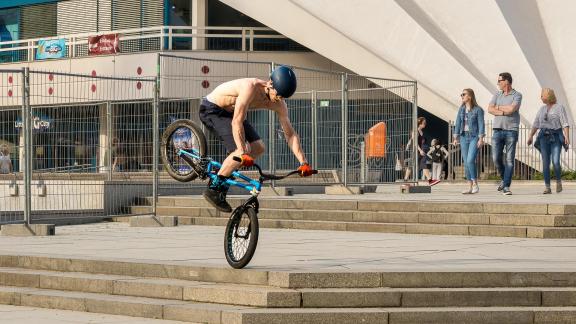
top-left (217, 139), bottom-right (265, 177)
top-left (502, 130), bottom-right (518, 189)
top-left (491, 130), bottom-right (505, 188)
top-left (203, 117), bottom-right (262, 212)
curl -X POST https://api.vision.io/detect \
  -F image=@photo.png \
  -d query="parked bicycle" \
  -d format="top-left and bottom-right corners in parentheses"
top-left (160, 119), bottom-right (316, 269)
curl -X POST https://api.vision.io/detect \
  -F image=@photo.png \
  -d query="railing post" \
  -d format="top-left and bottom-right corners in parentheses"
top-left (28, 41), bottom-right (34, 62)
top-left (268, 62), bottom-right (275, 184)
top-left (360, 141), bottom-right (366, 184)
top-left (22, 68), bottom-right (31, 225)
top-left (152, 76), bottom-right (160, 216)
top-left (448, 120), bottom-right (453, 181)
top-left (241, 28), bottom-right (246, 51)
top-left (70, 37), bottom-right (75, 58)
top-left (249, 29), bottom-right (254, 51)
top-left (168, 27), bottom-right (173, 50)
top-left (106, 101), bottom-right (112, 181)
top-left (341, 73), bottom-right (348, 186)
top-left (311, 90), bottom-right (318, 167)
top-left (412, 82), bottom-right (418, 182)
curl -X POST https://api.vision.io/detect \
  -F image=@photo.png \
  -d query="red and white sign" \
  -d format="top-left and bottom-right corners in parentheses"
top-left (88, 34), bottom-right (120, 55)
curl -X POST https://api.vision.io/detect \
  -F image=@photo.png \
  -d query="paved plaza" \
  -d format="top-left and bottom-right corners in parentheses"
top-left (0, 181), bottom-right (575, 322)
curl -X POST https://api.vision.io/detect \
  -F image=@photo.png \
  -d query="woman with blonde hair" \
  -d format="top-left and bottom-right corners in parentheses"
top-left (527, 88), bottom-right (570, 194)
top-left (453, 88), bottom-right (485, 194)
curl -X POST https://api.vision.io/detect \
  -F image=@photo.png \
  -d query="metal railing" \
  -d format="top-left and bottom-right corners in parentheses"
top-left (0, 25), bottom-right (307, 64)
top-left (1, 55), bottom-right (417, 225)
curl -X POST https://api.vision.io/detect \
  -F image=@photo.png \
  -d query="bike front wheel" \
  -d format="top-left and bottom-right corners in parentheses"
top-left (161, 119), bottom-right (207, 182)
top-left (224, 206), bottom-right (259, 269)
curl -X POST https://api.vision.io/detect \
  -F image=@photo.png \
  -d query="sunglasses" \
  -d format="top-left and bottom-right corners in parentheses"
top-left (544, 112), bottom-right (548, 122)
top-left (497, 79), bottom-right (506, 83)
top-left (460, 93), bottom-right (467, 97)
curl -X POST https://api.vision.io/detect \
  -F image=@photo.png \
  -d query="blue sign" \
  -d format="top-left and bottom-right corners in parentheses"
top-left (36, 38), bottom-right (66, 60)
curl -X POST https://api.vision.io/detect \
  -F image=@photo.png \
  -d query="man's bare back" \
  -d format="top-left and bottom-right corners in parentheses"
top-left (206, 78), bottom-right (280, 112)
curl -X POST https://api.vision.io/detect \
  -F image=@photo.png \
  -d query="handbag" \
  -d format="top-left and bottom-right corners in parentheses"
top-left (395, 153), bottom-right (402, 171)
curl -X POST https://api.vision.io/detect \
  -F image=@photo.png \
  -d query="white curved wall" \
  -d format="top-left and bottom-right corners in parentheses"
top-left (221, 0), bottom-right (575, 128)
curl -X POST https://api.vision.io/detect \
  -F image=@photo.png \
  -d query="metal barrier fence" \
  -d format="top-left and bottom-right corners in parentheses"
top-left (1, 69), bottom-right (157, 225)
top-left (447, 120), bottom-right (576, 181)
top-left (1, 56), bottom-right (417, 225)
top-left (158, 54), bottom-right (418, 186)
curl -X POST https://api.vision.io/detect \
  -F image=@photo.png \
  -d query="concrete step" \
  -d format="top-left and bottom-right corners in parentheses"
top-left (5, 266), bottom-right (576, 308)
top-left (5, 254), bottom-right (576, 290)
top-left (135, 205), bottom-right (576, 227)
top-left (1, 285), bottom-right (576, 324)
top-left (174, 216), bottom-right (576, 238)
top-left (0, 267), bottom-right (300, 308)
top-left (0, 285), bottom-right (248, 324)
top-left (298, 287), bottom-right (576, 308)
top-left (152, 196), bottom-right (576, 215)
top-left (228, 307), bottom-right (576, 324)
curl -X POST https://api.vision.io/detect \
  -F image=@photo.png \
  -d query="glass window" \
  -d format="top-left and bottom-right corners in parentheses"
top-left (0, 8), bottom-right (20, 42)
top-left (169, 0), bottom-right (191, 26)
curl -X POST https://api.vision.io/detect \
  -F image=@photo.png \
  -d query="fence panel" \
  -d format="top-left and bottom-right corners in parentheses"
top-left (0, 70), bottom-right (25, 224)
top-left (158, 55), bottom-right (273, 193)
top-left (345, 75), bottom-right (417, 184)
top-left (25, 70), bottom-right (155, 224)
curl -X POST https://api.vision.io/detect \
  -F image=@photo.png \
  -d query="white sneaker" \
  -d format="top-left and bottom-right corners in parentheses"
top-left (462, 188), bottom-right (472, 194)
top-left (471, 184), bottom-right (479, 194)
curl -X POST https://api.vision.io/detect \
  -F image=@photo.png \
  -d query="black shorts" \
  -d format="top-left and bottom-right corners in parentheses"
top-left (199, 98), bottom-right (261, 153)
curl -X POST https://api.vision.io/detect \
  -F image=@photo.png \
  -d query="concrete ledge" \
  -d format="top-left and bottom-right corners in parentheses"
top-left (260, 187), bottom-right (293, 196)
top-left (400, 184), bottom-right (431, 193)
top-left (325, 185), bottom-right (364, 195)
top-left (1, 224), bottom-right (55, 236)
top-left (129, 216), bottom-right (178, 227)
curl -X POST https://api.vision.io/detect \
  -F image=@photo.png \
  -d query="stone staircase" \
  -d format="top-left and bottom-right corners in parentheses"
top-left (130, 196), bottom-right (576, 239)
top-left (1, 254), bottom-right (576, 323)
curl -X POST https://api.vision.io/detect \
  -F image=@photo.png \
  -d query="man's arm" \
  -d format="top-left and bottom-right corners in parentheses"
top-left (276, 101), bottom-right (307, 164)
top-left (487, 93), bottom-right (499, 115)
top-left (498, 92), bottom-right (522, 115)
top-left (231, 84), bottom-right (255, 154)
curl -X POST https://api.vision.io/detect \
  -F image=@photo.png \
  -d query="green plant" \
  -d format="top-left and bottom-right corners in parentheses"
top-left (532, 169), bottom-right (576, 180)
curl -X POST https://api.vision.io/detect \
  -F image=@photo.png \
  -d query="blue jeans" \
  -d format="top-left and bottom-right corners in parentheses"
top-left (539, 133), bottom-right (562, 187)
top-left (460, 133), bottom-right (479, 181)
top-left (491, 129), bottom-right (518, 188)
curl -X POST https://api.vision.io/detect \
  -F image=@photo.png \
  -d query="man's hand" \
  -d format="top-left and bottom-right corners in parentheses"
top-left (298, 163), bottom-right (313, 177)
top-left (477, 137), bottom-right (484, 148)
top-left (527, 137), bottom-right (533, 146)
top-left (239, 154), bottom-right (254, 167)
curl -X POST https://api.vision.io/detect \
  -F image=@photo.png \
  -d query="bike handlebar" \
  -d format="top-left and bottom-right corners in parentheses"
top-left (232, 156), bottom-right (318, 180)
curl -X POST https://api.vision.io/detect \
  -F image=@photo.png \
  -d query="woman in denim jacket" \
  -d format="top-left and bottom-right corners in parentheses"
top-left (527, 88), bottom-right (570, 194)
top-left (453, 88), bottom-right (486, 194)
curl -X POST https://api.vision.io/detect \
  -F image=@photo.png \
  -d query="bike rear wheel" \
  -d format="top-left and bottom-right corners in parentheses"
top-left (224, 206), bottom-right (259, 269)
top-left (161, 119), bottom-right (207, 182)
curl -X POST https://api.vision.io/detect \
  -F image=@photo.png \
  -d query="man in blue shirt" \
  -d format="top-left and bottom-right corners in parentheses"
top-left (487, 72), bottom-right (522, 195)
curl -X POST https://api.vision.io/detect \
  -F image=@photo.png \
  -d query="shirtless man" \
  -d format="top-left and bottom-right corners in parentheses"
top-left (199, 66), bottom-right (313, 212)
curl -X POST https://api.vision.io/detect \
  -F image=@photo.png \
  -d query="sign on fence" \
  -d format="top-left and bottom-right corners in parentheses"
top-left (88, 34), bottom-right (119, 55)
top-left (36, 39), bottom-right (66, 60)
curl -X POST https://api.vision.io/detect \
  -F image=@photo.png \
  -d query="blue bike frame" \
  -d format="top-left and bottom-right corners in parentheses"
top-left (178, 148), bottom-right (262, 195)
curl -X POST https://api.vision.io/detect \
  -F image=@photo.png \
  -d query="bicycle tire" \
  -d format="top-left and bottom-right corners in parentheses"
top-left (161, 119), bottom-right (207, 182)
top-left (224, 206), bottom-right (259, 269)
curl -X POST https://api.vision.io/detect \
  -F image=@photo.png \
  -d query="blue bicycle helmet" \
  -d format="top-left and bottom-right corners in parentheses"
top-left (270, 66), bottom-right (297, 98)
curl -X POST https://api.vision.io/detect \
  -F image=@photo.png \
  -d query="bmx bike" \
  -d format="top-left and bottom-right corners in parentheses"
top-left (160, 119), bottom-right (316, 269)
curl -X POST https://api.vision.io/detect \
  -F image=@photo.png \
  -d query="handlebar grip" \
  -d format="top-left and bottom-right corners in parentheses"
top-left (232, 156), bottom-right (242, 163)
